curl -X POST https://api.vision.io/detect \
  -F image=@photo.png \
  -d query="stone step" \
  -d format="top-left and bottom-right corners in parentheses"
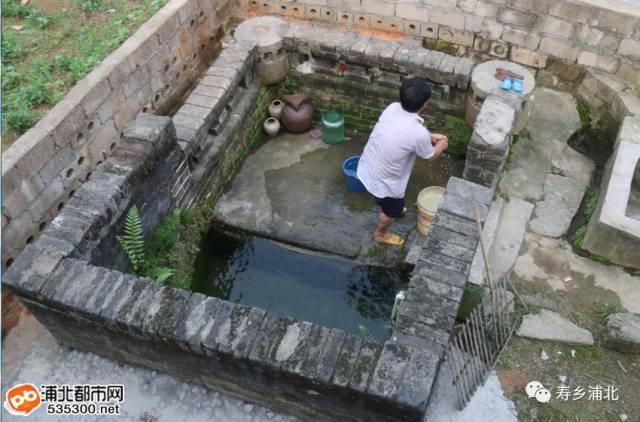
top-left (469, 197), bottom-right (533, 285)
top-left (403, 230), bottom-right (426, 267)
top-left (468, 197), bottom-right (504, 285)
top-left (516, 310), bottom-right (594, 346)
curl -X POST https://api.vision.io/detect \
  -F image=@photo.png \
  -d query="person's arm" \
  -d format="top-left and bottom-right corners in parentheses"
top-left (427, 138), bottom-right (448, 161)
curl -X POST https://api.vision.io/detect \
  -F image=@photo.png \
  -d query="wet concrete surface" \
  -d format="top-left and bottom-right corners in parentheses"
top-left (213, 132), bottom-right (463, 265)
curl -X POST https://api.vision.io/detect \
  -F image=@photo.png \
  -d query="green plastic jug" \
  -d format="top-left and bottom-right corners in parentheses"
top-left (321, 111), bottom-right (345, 145)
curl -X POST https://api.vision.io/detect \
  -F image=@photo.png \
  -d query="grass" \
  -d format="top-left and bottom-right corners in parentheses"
top-left (1, 0), bottom-right (168, 149)
top-left (571, 190), bottom-right (599, 249)
top-left (596, 299), bottom-right (622, 319)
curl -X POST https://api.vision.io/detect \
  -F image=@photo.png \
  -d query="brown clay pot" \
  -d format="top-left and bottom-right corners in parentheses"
top-left (281, 93), bottom-right (314, 133)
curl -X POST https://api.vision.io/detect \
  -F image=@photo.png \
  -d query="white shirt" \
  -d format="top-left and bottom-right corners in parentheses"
top-left (357, 102), bottom-right (435, 199)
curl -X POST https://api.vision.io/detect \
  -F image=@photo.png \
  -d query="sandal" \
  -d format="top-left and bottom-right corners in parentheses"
top-left (374, 233), bottom-right (405, 247)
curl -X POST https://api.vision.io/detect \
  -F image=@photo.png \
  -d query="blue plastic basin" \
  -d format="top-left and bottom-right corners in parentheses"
top-left (342, 156), bottom-right (367, 193)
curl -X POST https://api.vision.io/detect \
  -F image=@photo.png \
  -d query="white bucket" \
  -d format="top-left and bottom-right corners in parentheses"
top-left (417, 186), bottom-right (445, 236)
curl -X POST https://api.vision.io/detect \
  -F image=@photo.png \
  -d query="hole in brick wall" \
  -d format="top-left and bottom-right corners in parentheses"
top-left (143, 106), bottom-right (149, 113)
top-left (494, 45), bottom-right (506, 54)
top-left (281, 5), bottom-right (286, 10)
top-left (303, 53), bottom-right (310, 61)
top-left (87, 121), bottom-right (94, 131)
top-left (310, 8), bottom-right (317, 14)
top-left (57, 202), bottom-right (65, 211)
top-left (199, 10), bottom-right (204, 16)
top-left (5, 258), bottom-right (14, 269)
top-left (69, 189), bottom-right (76, 198)
top-left (251, 0), bottom-right (257, 5)
top-left (96, 160), bottom-right (103, 165)
top-left (191, 155), bottom-right (200, 164)
top-left (110, 142), bottom-right (117, 150)
top-left (200, 44), bottom-right (205, 51)
top-left (165, 84), bottom-right (170, 90)
top-left (154, 94), bottom-right (160, 102)
top-left (172, 56), bottom-right (177, 64)
top-left (426, 27), bottom-right (434, 33)
top-left (240, 75), bottom-right (248, 88)
top-left (77, 132), bottom-right (84, 142)
top-left (409, 24), bottom-right (416, 30)
top-left (358, 16), bottom-right (365, 21)
top-left (26, 235), bottom-right (34, 244)
top-left (195, 145), bottom-right (202, 153)
top-left (175, 72), bottom-right (181, 80)
top-left (326, 10), bottom-right (331, 15)
top-left (84, 172), bottom-right (92, 181)
top-left (66, 168), bottom-right (74, 178)
top-left (293, 6), bottom-right (299, 11)
top-left (190, 19), bottom-right (195, 26)
top-left (102, 151), bottom-right (108, 159)
top-left (193, 53), bottom-right (197, 60)
top-left (391, 23), bottom-right (397, 28)
top-left (216, 28), bottom-right (224, 39)
top-left (39, 222), bottom-right (46, 232)
top-left (225, 102), bottom-right (232, 111)
top-left (376, 19), bottom-right (382, 24)
top-left (262, 3), bottom-right (268, 7)
top-left (164, 64), bottom-right (170, 72)
top-left (264, 51), bottom-right (273, 60)
top-left (183, 64), bottom-right (188, 71)
top-left (342, 14), bottom-right (349, 20)
top-left (276, 47), bottom-right (283, 55)
top-left (78, 156), bottom-right (85, 165)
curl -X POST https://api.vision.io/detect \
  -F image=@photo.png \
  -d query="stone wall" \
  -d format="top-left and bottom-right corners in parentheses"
top-left (235, 0), bottom-right (640, 90)
top-left (1, 0), bottom-right (233, 269)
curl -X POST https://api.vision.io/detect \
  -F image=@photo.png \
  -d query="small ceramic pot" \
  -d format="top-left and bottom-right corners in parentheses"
top-left (269, 99), bottom-right (285, 119)
top-left (263, 117), bottom-right (280, 137)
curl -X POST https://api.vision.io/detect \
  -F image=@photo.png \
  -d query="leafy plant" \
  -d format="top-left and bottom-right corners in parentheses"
top-left (147, 266), bottom-right (175, 283)
top-left (2, 99), bottom-right (41, 134)
top-left (26, 9), bottom-right (52, 29)
top-left (1, 32), bottom-right (26, 61)
top-left (78, 0), bottom-right (104, 12)
top-left (2, 0), bottom-right (31, 18)
top-left (597, 300), bottom-right (622, 318)
top-left (117, 206), bottom-right (146, 274)
top-left (358, 325), bottom-right (374, 341)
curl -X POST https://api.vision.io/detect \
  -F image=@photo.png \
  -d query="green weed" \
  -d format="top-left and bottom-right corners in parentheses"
top-left (1, 32), bottom-right (26, 61)
top-left (2, 0), bottom-right (31, 18)
top-left (26, 9), bottom-right (52, 29)
top-left (597, 300), bottom-right (622, 318)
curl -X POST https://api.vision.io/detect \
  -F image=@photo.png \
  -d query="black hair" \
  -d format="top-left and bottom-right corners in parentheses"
top-left (399, 77), bottom-right (432, 112)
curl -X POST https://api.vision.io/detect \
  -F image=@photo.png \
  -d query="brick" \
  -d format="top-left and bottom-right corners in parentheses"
top-left (496, 7), bottom-right (536, 29)
top-left (577, 51), bottom-right (620, 73)
top-left (510, 46), bottom-right (548, 68)
top-left (430, 9), bottom-right (465, 30)
top-left (464, 15), bottom-right (483, 33)
top-left (319, 7), bottom-right (336, 21)
top-left (361, 0), bottom-right (393, 15)
top-left (482, 19), bottom-right (504, 39)
top-left (81, 79), bottom-right (112, 116)
top-left (420, 22), bottom-right (439, 39)
top-left (438, 27), bottom-right (475, 47)
top-left (619, 38), bottom-right (640, 61)
top-left (536, 15), bottom-right (574, 39)
top-left (422, 0), bottom-right (456, 8)
top-left (539, 37), bottom-right (579, 62)
top-left (336, 10), bottom-right (354, 24)
top-left (404, 20), bottom-right (421, 36)
top-left (549, 0), bottom-right (593, 24)
top-left (573, 25), bottom-right (602, 47)
top-left (617, 63), bottom-right (640, 88)
top-left (501, 27), bottom-right (540, 49)
top-left (395, 3), bottom-right (427, 22)
top-left (595, 9), bottom-right (636, 36)
top-left (509, 0), bottom-right (552, 12)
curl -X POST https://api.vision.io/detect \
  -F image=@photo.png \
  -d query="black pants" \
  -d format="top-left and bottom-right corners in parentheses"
top-left (373, 196), bottom-right (405, 219)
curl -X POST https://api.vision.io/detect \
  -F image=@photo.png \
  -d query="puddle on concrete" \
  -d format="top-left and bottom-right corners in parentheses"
top-left (192, 226), bottom-right (410, 341)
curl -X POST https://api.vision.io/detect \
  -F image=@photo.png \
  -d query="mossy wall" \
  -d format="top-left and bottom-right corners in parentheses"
top-left (278, 71), bottom-right (472, 158)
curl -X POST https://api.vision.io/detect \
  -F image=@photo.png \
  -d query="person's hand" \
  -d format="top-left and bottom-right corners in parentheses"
top-left (435, 138), bottom-right (448, 152)
top-left (431, 133), bottom-right (449, 144)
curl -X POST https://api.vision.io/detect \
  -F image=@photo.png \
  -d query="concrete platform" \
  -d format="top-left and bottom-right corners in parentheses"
top-left (213, 132), bottom-right (463, 265)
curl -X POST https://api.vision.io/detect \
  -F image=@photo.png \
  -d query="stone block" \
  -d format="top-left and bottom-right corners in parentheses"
top-left (420, 22), bottom-right (439, 39)
top-left (489, 40), bottom-right (509, 59)
top-left (430, 9), bottom-right (465, 31)
top-left (362, 0), bottom-right (394, 16)
top-left (535, 15), bottom-right (574, 39)
top-left (354, 12), bottom-right (370, 28)
top-left (577, 51), bottom-right (620, 73)
top-left (501, 27), bottom-right (540, 50)
top-left (438, 27), bottom-right (475, 47)
top-left (319, 7), bottom-right (337, 21)
top-left (336, 10), bottom-right (354, 24)
top-left (464, 15), bottom-right (484, 33)
top-left (574, 25), bottom-right (604, 47)
top-left (174, 294), bottom-right (222, 353)
top-left (404, 21), bottom-right (421, 36)
top-left (2, 234), bottom-right (77, 299)
top-left (81, 79), bottom-right (113, 116)
top-left (509, 0), bottom-right (552, 12)
top-left (413, 254), bottom-right (469, 288)
top-left (496, 7), bottom-right (536, 29)
top-left (510, 46), bottom-right (548, 68)
top-left (395, 3), bottom-right (428, 22)
top-left (594, 9), bottom-right (636, 36)
top-left (331, 334), bottom-right (362, 387)
top-left (539, 37), bottom-right (579, 62)
top-left (617, 63), bottom-right (640, 89)
top-left (422, 0), bottom-right (456, 8)
top-left (299, 327), bottom-right (345, 382)
top-left (247, 313), bottom-right (293, 365)
top-left (549, 0), bottom-right (592, 24)
top-left (619, 38), bottom-right (640, 61)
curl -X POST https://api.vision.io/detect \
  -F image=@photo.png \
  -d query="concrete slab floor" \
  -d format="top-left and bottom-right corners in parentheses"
top-left (213, 132), bottom-right (463, 265)
top-left (2, 314), bottom-right (517, 422)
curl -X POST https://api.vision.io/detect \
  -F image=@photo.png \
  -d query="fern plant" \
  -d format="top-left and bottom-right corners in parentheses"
top-left (117, 205), bottom-right (175, 284)
top-left (117, 206), bottom-right (145, 274)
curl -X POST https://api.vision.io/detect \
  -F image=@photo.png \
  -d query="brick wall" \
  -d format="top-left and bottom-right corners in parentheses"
top-left (235, 0), bottom-right (640, 89)
top-left (1, 0), bottom-right (232, 269)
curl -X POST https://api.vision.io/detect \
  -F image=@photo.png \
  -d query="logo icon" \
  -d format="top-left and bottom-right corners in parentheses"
top-left (4, 383), bottom-right (41, 416)
top-left (526, 380), bottom-right (551, 403)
